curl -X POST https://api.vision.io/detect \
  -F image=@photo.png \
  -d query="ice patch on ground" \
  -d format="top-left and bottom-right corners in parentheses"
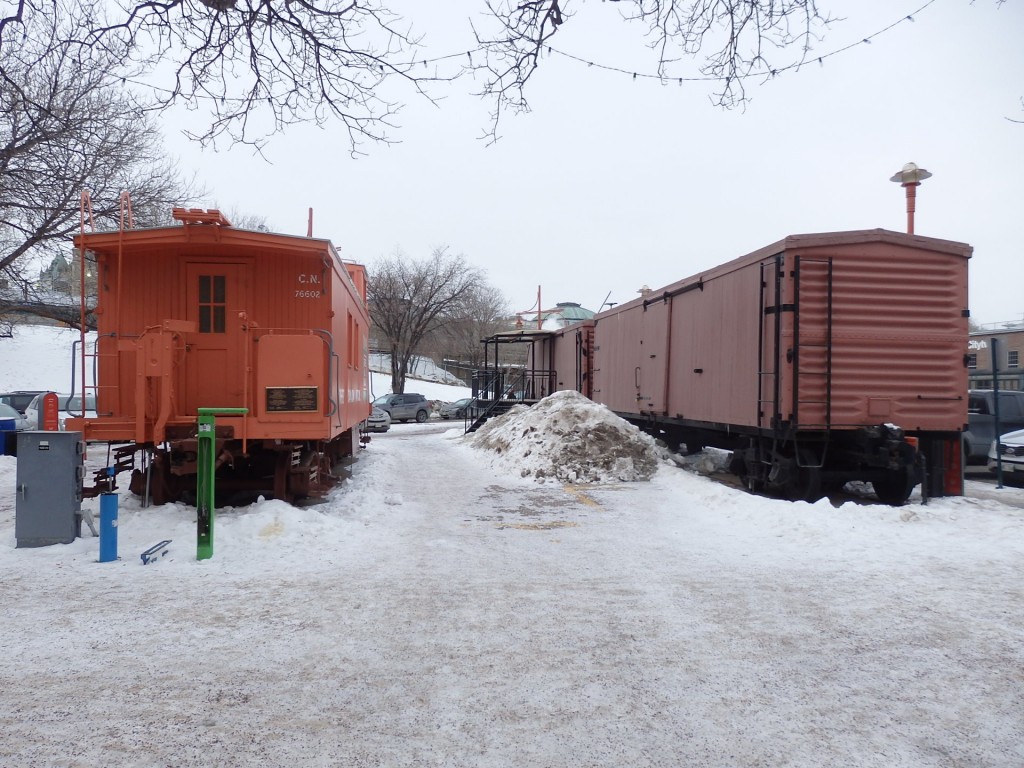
top-left (465, 390), bottom-right (660, 483)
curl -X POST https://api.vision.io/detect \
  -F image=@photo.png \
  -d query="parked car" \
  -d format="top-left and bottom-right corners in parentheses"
top-left (988, 427), bottom-right (1024, 481)
top-left (24, 392), bottom-right (98, 431)
top-left (362, 406), bottom-right (391, 433)
top-left (371, 393), bottom-right (430, 423)
top-left (0, 402), bottom-right (28, 455)
top-left (0, 390), bottom-right (47, 415)
top-left (439, 397), bottom-right (475, 419)
top-left (0, 402), bottom-right (29, 431)
top-left (963, 390), bottom-right (1024, 464)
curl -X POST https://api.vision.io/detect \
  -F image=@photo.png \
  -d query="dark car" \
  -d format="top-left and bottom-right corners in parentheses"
top-left (964, 390), bottom-right (1024, 464)
top-left (371, 393), bottom-right (430, 423)
top-left (0, 390), bottom-right (47, 415)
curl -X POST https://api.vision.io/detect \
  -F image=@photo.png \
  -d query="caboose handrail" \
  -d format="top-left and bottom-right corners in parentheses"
top-left (310, 328), bottom-right (338, 419)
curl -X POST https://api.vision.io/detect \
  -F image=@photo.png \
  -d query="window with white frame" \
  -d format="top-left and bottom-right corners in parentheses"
top-left (967, 353), bottom-right (977, 369)
top-left (1009, 350), bottom-right (1020, 369)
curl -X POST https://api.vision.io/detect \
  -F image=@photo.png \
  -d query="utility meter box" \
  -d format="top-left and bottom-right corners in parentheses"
top-left (15, 431), bottom-right (84, 548)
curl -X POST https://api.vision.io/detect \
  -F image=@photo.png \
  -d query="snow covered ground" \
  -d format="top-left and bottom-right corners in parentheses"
top-left (2, 325), bottom-right (1024, 767)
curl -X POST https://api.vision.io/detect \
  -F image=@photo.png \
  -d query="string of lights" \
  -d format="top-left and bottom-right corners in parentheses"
top-left (538, 0), bottom-right (937, 84)
top-left (118, 0), bottom-right (937, 105)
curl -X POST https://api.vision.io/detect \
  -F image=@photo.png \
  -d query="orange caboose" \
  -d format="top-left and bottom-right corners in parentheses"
top-left (67, 208), bottom-right (371, 504)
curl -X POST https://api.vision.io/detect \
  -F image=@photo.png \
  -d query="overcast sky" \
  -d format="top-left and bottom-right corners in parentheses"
top-left (161, 0), bottom-right (1023, 326)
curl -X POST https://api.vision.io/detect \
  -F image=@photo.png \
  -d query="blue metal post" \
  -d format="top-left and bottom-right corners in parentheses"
top-left (99, 492), bottom-right (118, 562)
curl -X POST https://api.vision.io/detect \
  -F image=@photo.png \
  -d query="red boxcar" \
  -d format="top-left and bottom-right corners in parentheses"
top-left (537, 229), bottom-right (972, 503)
top-left (67, 209), bottom-right (371, 504)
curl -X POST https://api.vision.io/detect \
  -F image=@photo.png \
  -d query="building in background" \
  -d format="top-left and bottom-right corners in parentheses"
top-left (516, 301), bottom-right (596, 330)
top-left (968, 322), bottom-right (1024, 391)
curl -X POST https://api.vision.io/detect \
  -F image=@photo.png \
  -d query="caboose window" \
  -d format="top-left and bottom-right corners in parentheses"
top-left (198, 275), bottom-right (227, 333)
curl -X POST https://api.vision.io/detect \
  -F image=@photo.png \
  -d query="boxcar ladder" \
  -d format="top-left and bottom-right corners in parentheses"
top-left (792, 255), bottom-right (834, 438)
top-left (757, 256), bottom-right (785, 436)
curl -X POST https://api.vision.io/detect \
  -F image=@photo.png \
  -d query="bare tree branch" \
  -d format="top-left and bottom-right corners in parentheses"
top-left (470, 0), bottom-right (832, 143)
top-left (1, 3), bottom-right (198, 328)
top-left (64, 0), bottom-right (448, 154)
top-left (7, 1), bottom-right (1002, 154)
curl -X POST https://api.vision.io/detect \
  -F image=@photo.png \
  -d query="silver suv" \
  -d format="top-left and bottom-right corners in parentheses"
top-left (372, 393), bottom-right (430, 423)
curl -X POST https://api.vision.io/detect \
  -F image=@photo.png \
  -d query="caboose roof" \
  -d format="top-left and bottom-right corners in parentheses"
top-left (73, 222), bottom-right (338, 260)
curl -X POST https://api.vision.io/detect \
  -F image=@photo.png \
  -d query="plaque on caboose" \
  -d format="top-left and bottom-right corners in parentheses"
top-left (265, 386), bottom-right (319, 413)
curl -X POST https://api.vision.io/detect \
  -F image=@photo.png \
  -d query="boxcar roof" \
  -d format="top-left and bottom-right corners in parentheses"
top-left (609, 228), bottom-right (972, 315)
top-left (755, 228), bottom-right (972, 260)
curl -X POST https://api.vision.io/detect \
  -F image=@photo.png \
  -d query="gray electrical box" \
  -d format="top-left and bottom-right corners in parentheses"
top-left (15, 431), bottom-right (84, 548)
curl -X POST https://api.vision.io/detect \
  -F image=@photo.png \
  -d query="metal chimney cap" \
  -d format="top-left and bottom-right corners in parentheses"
top-left (890, 162), bottom-right (932, 185)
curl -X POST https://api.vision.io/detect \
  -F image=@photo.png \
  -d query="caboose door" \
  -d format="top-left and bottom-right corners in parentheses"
top-left (183, 263), bottom-right (250, 413)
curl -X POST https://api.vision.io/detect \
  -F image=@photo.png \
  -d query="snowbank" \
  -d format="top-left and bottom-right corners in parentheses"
top-left (466, 390), bottom-right (661, 483)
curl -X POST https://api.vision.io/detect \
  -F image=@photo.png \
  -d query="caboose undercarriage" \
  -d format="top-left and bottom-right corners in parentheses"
top-left (89, 431), bottom-right (358, 506)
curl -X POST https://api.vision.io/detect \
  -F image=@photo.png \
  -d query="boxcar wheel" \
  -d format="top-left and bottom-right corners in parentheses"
top-left (786, 450), bottom-right (823, 503)
top-left (872, 443), bottom-right (919, 506)
top-left (872, 466), bottom-right (917, 506)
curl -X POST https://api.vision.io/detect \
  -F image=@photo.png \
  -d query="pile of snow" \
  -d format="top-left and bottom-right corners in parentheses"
top-left (465, 390), bottom-right (660, 483)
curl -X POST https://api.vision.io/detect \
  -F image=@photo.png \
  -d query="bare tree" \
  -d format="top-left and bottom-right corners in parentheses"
top-left (368, 247), bottom-right (488, 394)
top-left (1, 0), bottom-right (844, 151)
top-left (430, 283), bottom-right (510, 382)
top-left (0, 5), bottom-right (198, 331)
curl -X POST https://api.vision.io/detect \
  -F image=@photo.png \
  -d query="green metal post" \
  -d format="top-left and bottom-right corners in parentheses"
top-left (196, 407), bottom-right (249, 561)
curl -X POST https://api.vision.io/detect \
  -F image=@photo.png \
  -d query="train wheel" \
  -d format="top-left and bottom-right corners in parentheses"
top-left (872, 466), bottom-right (917, 505)
top-left (872, 444), bottom-right (919, 506)
top-left (730, 446), bottom-right (766, 493)
top-left (288, 448), bottom-right (337, 499)
top-left (787, 464), bottom-right (823, 502)
top-left (786, 450), bottom-right (823, 503)
top-left (129, 450), bottom-right (179, 505)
